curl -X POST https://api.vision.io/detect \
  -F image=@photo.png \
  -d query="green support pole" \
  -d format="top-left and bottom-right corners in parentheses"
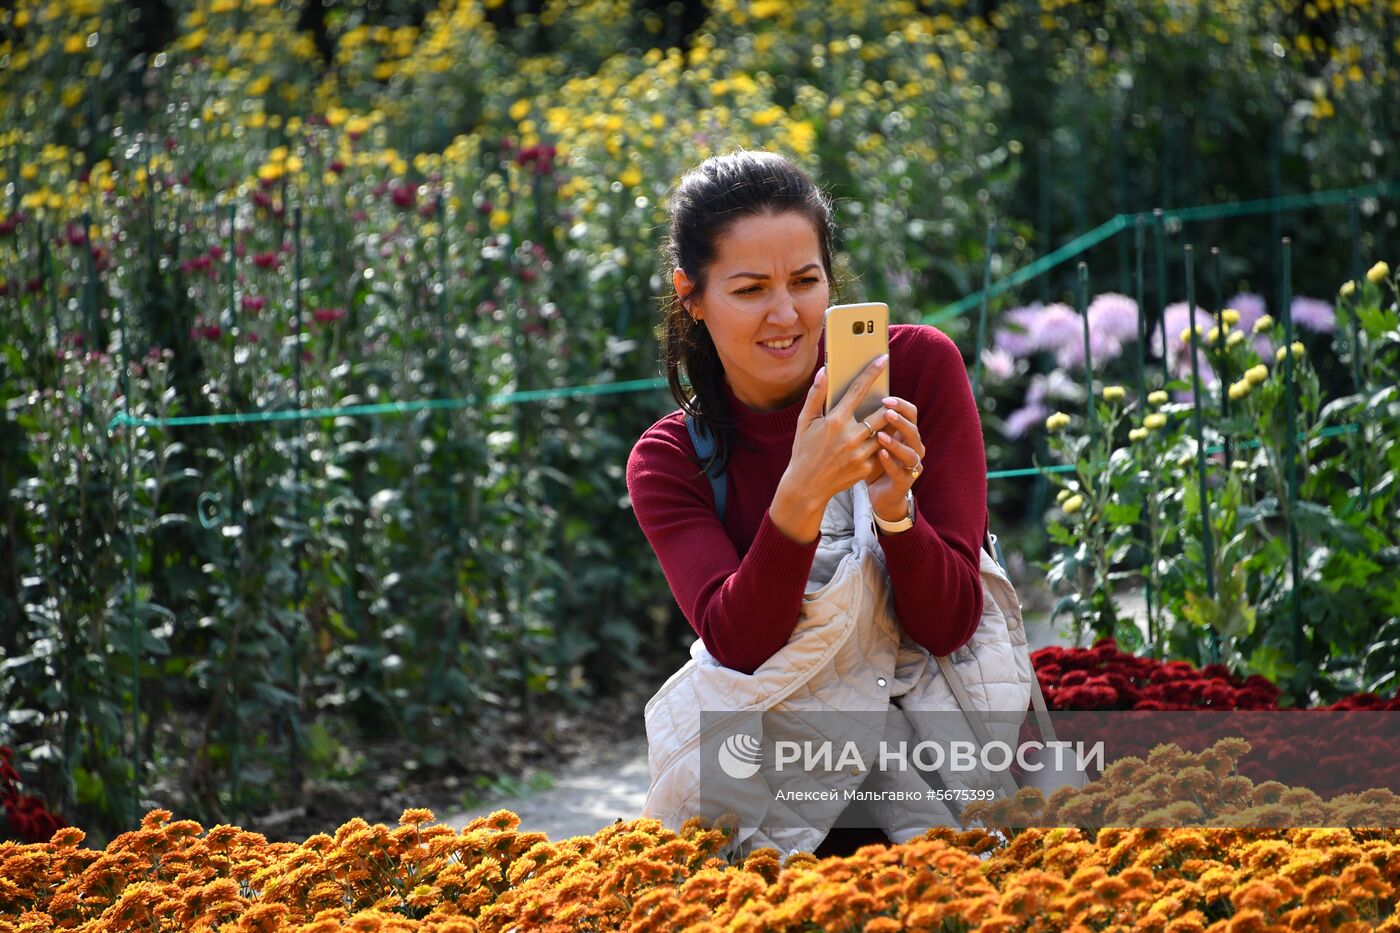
top-left (431, 191), bottom-right (463, 704)
top-left (1268, 109), bottom-right (1283, 318)
top-left (118, 297), bottom-right (142, 822)
top-left (1115, 116), bottom-right (1130, 294)
top-left (1154, 209), bottom-right (1169, 384)
top-left (1132, 215), bottom-right (1158, 657)
top-left (223, 197), bottom-right (241, 819)
top-left (82, 211), bottom-right (99, 343)
top-left (1280, 239), bottom-right (1302, 664)
top-left (1184, 246), bottom-right (1219, 664)
top-left (1038, 144), bottom-right (1052, 303)
top-left (289, 203), bottom-right (305, 805)
top-left (1211, 247), bottom-right (1232, 468)
top-left (1347, 194), bottom-right (1369, 509)
top-left (971, 221), bottom-right (996, 397)
top-left (1134, 217), bottom-right (1148, 404)
top-left (1077, 262), bottom-right (1096, 454)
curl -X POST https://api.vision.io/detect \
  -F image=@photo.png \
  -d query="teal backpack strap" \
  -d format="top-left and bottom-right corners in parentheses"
top-left (684, 413), bottom-right (727, 524)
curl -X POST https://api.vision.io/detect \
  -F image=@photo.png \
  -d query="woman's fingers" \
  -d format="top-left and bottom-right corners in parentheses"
top-left (799, 367), bottom-right (828, 427)
top-left (877, 430), bottom-right (921, 473)
top-left (833, 354), bottom-right (889, 421)
top-left (877, 408), bottom-right (926, 459)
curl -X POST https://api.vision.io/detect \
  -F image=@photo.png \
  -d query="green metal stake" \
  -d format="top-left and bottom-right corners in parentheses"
top-left (1077, 262), bottom-right (1096, 454)
top-left (82, 211), bottom-right (99, 343)
top-left (289, 203), bottom-right (305, 805)
top-left (118, 297), bottom-right (142, 823)
top-left (1154, 209), bottom-right (1169, 384)
top-left (1211, 247), bottom-right (1232, 469)
top-left (1115, 114), bottom-right (1130, 294)
top-left (971, 221), bottom-right (996, 397)
top-left (1162, 117), bottom-right (1175, 211)
top-left (41, 222), bottom-right (60, 388)
top-left (1133, 217), bottom-right (1149, 405)
top-left (1183, 246), bottom-right (1219, 665)
top-left (1132, 215), bottom-right (1158, 657)
top-left (1280, 238), bottom-right (1303, 664)
top-left (1038, 145), bottom-right (1052, 303)
top-left (431, 191), bottom-right (462, 701)
top-left (1268, 109), bottom-right (1283, 318)
top-left (223, 197), bottom-right (241, 820)
top-left (1347, 193), bottom-right (1369, 509)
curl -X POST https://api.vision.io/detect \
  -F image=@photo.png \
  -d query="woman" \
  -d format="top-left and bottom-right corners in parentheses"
top-left (625, 150), bottom-right (1018, 858)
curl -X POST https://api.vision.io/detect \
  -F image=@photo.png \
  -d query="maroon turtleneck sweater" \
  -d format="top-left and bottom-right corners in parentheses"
top-left (626, 324), bottom-right (988, 675)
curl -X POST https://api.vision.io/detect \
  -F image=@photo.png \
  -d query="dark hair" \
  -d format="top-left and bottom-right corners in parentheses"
top-left (658, 150), bottom-right (842, 478)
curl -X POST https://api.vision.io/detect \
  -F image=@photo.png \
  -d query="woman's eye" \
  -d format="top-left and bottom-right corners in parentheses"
top-left (735, 278), bottom-right (819, 297)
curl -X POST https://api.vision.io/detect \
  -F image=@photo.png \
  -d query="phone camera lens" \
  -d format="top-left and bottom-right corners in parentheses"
top-left (853, 321), bottom-right (865, 335)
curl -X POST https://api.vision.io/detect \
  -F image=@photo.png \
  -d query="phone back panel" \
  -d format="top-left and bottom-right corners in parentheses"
top-left (824, 302), bottom-right (890, 424)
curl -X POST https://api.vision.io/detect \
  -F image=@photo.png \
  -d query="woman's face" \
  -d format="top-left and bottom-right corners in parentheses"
top-left (675, 211), bottom-right (830, 412)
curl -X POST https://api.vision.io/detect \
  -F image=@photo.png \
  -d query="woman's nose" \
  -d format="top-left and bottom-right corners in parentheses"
top-left (768, 288), bottom-right (799, 322)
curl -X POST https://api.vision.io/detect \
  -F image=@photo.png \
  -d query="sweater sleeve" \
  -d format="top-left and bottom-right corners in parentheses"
top-left (875, 326), bottom-right (988, 656)
top-left (626, 421), bottom-right (821, 675)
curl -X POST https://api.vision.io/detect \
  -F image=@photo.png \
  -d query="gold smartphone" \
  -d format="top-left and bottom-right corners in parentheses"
top-left (824, 302), bottom-right (890, 423)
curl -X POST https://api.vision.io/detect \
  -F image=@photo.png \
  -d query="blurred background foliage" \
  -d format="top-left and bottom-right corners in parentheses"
top-left (0, 0), bottom-right (1395, 844)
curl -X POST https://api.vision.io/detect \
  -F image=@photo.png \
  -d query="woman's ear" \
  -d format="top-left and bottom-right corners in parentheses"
top-left (674, 268), bottom-right (700, 322)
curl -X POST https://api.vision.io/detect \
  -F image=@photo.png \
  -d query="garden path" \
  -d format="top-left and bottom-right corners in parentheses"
top-left (441, 589), bottom-right (1152, 842)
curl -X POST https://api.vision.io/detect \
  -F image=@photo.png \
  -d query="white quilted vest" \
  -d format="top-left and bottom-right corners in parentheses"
top-left (642, 482), bottom-right (1035, 858)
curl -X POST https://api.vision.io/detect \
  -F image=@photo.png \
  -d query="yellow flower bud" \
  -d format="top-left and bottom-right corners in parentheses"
top-left (1245, 364), bottom-right (1268, 385)
top-left (1339, 280), bottom-right (1356, 298)
top-left (1274, 342), bottom-right (1305, 362)
top-left (1252, 315), bottom-right (1274, 334)
top-left (1056, 488), bottom-right (1071, 503)
top-left (1129, 427), bottom-right (1149, 442)
top-left (1144, 413), bottom-right (1167, 430)
top-left (1147, 390), bottom-right (1168, 406)
top-left (1231, 460), bottom-right (1249, 471)
top-left (1179, 326), bottom-right (1195, 344)
top-left (1228, 380), bottom-right (1251, 400)
top-left (1226, 330), bottom-right (1245, 347)
top-left (1221, 308), bottom-right (1241, 326)
top-left (1045, 412), bottom-right (1071, 432)
top-left (1206, 326), bottom-right (1222, 344)
top-left (1061, 494), bottom-right (1084, 515)
top-left (1367, 261), bottom-right (1391, 284)
top-left (1101, 385), bottom-right (1125, 402)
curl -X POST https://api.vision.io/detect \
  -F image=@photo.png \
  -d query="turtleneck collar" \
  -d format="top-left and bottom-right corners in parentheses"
top-left (719, 328), bottom-right (827, 446)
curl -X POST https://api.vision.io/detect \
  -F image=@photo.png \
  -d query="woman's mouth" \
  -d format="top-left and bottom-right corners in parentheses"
top-left (759, 335), bottom-right (800, 358)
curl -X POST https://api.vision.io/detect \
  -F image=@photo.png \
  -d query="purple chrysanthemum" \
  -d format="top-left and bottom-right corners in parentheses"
top-left (1289, 296), bottom-right (1335, 333)
top-left (993, 303), bottom-right (1047, 358)
top-left (1003, 403), bottom-right (1048, 439)
top-left (1151, 301), bottom-right (1216, 368)
top-left (981, 347), bottom-right (1016, 382)
top-left (1087, 292), bottom-right (1141, 344)
top-left (1035, 303), bottom-right (1086, 355)
top-left (1226, 293), bottom-right (1268, 332)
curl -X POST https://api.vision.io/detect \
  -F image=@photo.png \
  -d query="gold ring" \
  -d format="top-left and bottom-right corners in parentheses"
top-left (862, 420), bottom-right (876, 440)
top-left (908, 459), bottom-right (924, 479)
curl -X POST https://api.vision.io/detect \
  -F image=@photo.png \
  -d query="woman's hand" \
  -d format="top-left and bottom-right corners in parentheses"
top-left (865, 396), bottom-right (926, 525)
top-left (768, 355), bottom-right (888, 543)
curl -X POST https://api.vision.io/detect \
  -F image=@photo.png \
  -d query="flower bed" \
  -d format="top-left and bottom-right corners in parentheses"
top-left (0, 747), bottom-right (63, 846)
top-left (1, 804), bottom-right (1396, 932)
top-left (1034, 640), bottom-right (1400, 711)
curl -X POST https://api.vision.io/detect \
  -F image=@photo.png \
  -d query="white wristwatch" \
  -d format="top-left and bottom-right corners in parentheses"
top-left (873, 490), bottom-right (916, 535)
